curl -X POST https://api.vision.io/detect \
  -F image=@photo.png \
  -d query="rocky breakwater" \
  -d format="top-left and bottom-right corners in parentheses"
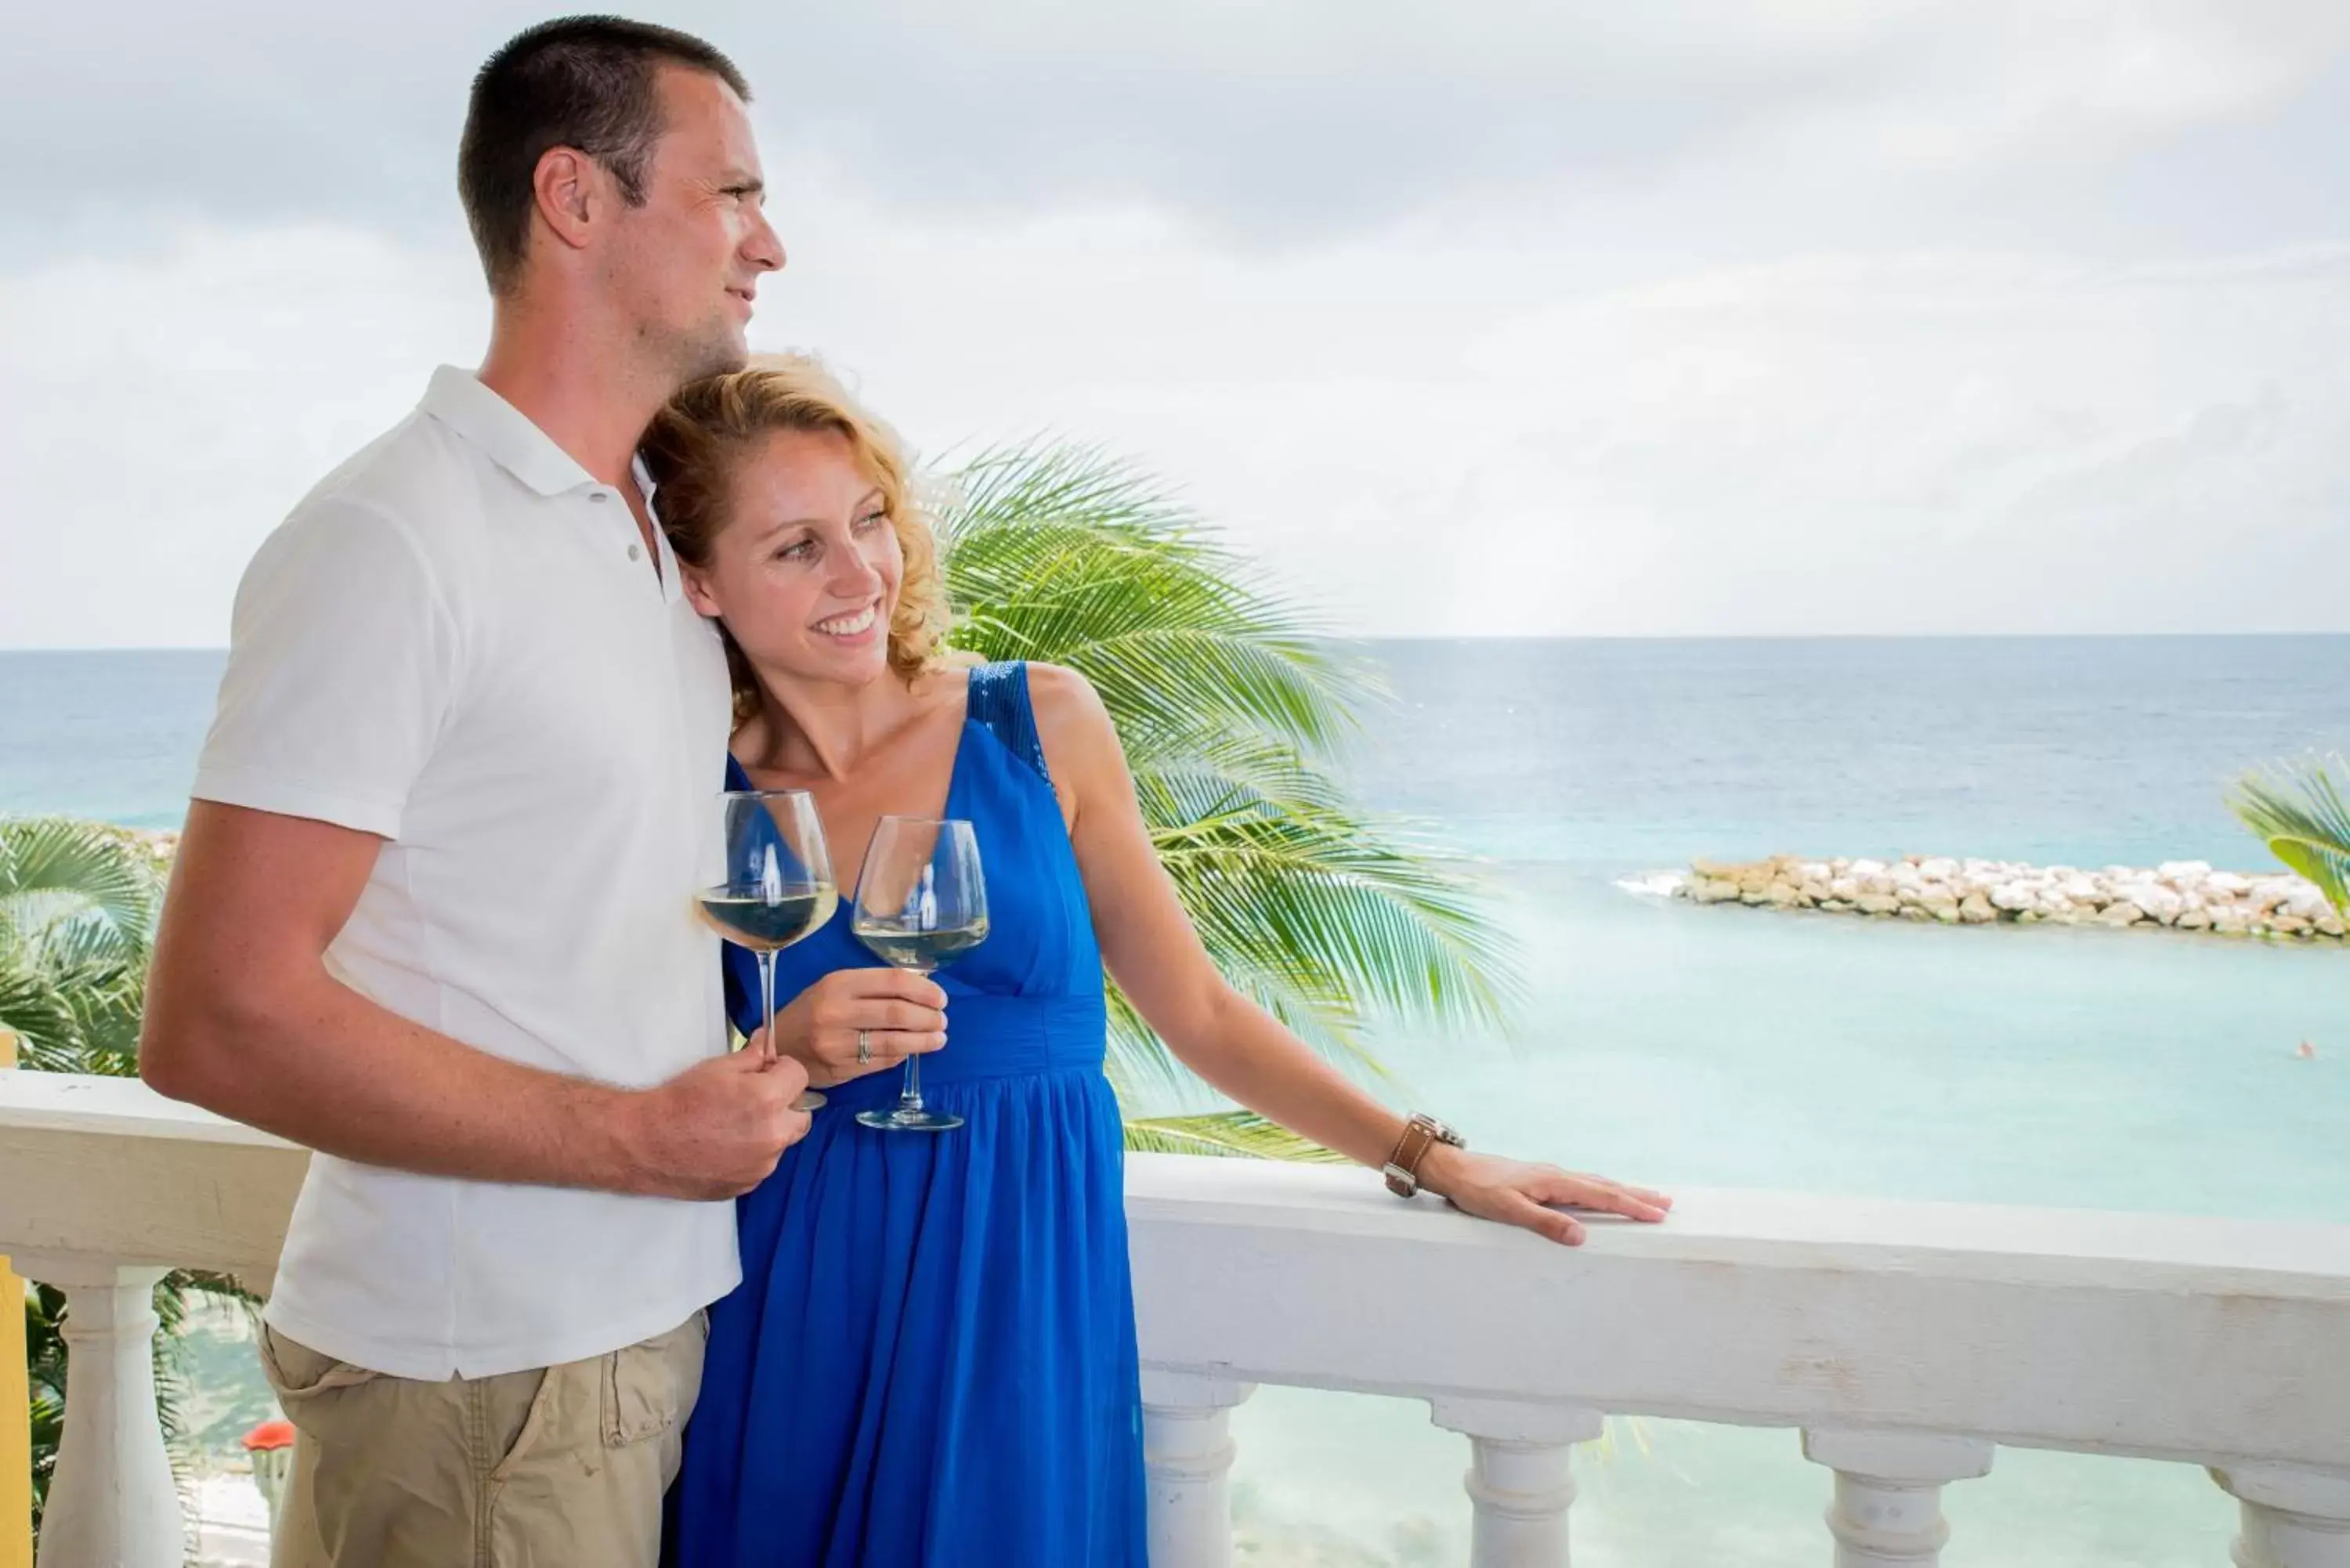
top-left (1676, 855), bottom-right (2345, 941)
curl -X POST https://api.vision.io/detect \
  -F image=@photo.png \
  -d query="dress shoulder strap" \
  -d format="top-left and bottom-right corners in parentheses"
top-left (964, 661), bottom-right (1051, 784)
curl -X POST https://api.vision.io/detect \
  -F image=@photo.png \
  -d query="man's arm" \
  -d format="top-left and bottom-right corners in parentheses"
top-left (140, 800), bottom-right (808, 1200)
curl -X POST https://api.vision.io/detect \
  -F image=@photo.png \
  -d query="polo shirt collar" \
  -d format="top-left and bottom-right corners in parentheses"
top-left (421, 366), bottom-right (600, 498)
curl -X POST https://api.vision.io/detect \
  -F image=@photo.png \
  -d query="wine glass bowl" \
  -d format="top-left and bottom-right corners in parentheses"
top-left (851, 815), bottom-right (988, 1132)
top-left (700, 789), bottom-right (837, 1112)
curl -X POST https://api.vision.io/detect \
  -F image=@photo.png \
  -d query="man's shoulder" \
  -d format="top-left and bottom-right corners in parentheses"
top-left (284, 406), bottom-right (489, 552)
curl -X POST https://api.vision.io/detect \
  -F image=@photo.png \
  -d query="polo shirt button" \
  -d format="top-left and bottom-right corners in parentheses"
top-left (628, 544), bottom-right (642, 561)
top-left (590, 492), bottom-right (609, 503)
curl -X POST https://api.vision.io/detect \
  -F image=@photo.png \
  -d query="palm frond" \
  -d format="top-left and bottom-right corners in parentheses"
top-left (2229, 756), bottom-right (2350, 915)
top-left (0, 952), bottom-right (82, 1071)
top-left (934, 440), bottom-right (1521, 1154)
top-left (0, 815), bottom-right (161, 954)
top-left (1123, 1110), bottom-right (1348, 1162)
top-left (939, 443), bottom-right (1365, 757)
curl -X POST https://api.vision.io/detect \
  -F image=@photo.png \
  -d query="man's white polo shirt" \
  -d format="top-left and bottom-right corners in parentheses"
top-left (193, 367), bottom-right (739, 1380)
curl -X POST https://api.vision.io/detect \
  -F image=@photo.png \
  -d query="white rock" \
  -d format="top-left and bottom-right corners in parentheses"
top-left (1989, 881), bottom-right (2038, 912)
top-left (2157, 860), bottom-right (2212, 885)
top-left (1849, 859), bottom-right (1887, 879)
top-left (1798, 862), bottom-right (1831, 883)
top-left (2206, 873), bottom-right (2251, 896)
top-left (2287, 889), bottom-right (2333, 922)
top-left (1919, 858), bottom-right (1958, 882)
top-left (1828, 877), bottom-right (1860, 901)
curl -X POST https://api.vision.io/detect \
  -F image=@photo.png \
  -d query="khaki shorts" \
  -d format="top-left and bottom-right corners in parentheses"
top-left (258, 1313), bottom-right (707, 1568)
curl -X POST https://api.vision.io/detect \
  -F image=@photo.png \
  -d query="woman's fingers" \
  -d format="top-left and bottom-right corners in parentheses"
top-left (830, 966), bottom-right (949, 1010)
top-left (1530, 1169), bottom-right (1671, 1223)
top-left (813, 1027), bottom-right (945, 1066)
top-left (1492, 1190), bottom-right (1586, 1247)
top-left (810, 999), bottom-right (947, 1049)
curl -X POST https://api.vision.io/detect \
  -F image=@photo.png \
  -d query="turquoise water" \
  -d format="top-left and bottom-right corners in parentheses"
top-left (6, 638), bottom-right (2347, 1563)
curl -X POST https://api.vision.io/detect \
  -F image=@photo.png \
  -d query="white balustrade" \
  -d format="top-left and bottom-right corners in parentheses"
top-left (1428, 1396), bottom-right (1602, 1567)
top-left (9, 1071), bottom-right (2350, 1567)
top-left (15, 1257), bottom-right (181, 1568)
top-left (1801, 1429), bottom-right (1993, 1567)
top-left (1140, 1370), bottom-right (1253, 1568)
top-left (2212, 1465), bottom-right (2350, 1568)
top-left (2, 1074), bottom-right (303, 1568)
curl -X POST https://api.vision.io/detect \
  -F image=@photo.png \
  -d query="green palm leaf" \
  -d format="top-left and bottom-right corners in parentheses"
top-left (0, 951), bottom-right (81, 1071)
top-left (1, 817), bottom-right (161, 1072)
top-left (0, 815), bottom-right (160, 960)
top-left (2228, 756), bottom-right (2350, 916)
top-left (1122, 1111), bottom-right (1349, 1162)
top-left (931, 441), bottom-right (1520, 1152)
top-left (941, 444), bottom-right (1364, 757)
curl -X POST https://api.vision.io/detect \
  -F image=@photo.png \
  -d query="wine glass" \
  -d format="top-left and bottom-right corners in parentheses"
top-left (699, 789), bottom-right (837, 1112)
top-left (851, 816), bottom-right (989, 1132)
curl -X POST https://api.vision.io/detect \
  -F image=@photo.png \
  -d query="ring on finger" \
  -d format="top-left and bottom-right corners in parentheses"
top-left (856, 1029), bottom-right (872, 1066)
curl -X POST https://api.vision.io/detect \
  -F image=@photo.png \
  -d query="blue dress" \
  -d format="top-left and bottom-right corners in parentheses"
top-left (669, 663), bottom-right (1148, 1567)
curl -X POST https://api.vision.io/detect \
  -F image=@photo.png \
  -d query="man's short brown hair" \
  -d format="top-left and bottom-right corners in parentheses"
top-left (458, 16), bottom-right (750, 295)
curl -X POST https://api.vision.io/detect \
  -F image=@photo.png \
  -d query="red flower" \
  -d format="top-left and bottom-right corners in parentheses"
top-left (241, 1418), bottom-right (297, 1452)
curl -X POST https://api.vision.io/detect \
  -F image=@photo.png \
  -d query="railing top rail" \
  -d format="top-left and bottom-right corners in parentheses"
top-left (0, 1071), bottom-right (295, 1151)
top-left (1127, 1154), bottom-right (2350, 1298)
top-left (9, 1075), bottom-right (2348, 1473)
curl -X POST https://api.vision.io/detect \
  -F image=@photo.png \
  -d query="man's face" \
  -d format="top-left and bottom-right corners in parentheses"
top-left (603, 66), bottom-right (784, 386)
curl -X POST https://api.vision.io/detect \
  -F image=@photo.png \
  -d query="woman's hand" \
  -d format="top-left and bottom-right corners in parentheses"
top-left (1419, 1146), bottom-right (1672, 1246)
top-left (757, 968), bottom-right (948, 1087)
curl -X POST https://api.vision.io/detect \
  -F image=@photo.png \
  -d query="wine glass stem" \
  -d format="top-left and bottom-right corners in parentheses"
top-left (757, 949), bottom-right (778, 1064)
top-left (900, 963), bottom-right (935, 1111)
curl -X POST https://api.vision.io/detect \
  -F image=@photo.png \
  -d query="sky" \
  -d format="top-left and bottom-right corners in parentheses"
top-left (5, 0), bottom-right (2348, 645)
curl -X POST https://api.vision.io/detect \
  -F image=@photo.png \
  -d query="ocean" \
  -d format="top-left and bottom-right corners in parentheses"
top-left (6, 637), bottom-right (2348, 1566)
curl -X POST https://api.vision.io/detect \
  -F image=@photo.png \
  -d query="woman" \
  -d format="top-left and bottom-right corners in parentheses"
top-left (647, 358), bottom-right (1670, 1566)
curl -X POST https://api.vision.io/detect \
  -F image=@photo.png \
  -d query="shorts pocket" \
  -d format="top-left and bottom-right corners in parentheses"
top-left (598, 1314), bottom-right (704, 1448)
top-left (258, 1325), bottom-right (385, 1437)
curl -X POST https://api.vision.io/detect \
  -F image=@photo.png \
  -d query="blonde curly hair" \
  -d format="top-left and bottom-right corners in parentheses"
top-left (642, 354), bottom-right (950, 724)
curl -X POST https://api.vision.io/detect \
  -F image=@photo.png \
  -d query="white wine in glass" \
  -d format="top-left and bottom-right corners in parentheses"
top-left (700, 788), bottom-right (837, 1112)
top-left (851, 815), bottom-right (988, 1133)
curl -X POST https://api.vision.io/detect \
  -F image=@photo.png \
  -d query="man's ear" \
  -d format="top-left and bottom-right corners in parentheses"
top-left (531, 146), bottom-right (602, 253)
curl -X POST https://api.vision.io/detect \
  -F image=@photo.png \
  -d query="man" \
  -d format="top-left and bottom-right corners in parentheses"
top-left (141, 18), bottom-right (800, 1565)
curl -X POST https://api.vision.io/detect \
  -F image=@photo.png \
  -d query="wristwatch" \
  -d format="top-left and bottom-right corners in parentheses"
top-left (1382, 1112), bottom-right (1467, 1198)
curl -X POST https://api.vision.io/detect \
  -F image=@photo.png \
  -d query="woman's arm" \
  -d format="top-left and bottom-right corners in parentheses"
top-left (1029, 665), bottom-right (1670, 1245)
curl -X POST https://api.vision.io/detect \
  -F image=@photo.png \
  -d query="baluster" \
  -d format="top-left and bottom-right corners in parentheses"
top-left (1, 1030), bottom-right (27, 1568)
top-left (1141, 1370), bottom-right (1253, 1568)
top-left (1430, 1396), bottom-right (1603, 1567)
top-left (2212, 1465), bottom-right (2350, 1568)
top-left (16, 1256), bottom-right (183, 1568)
top-left (1801, 1430), bottom-right (1993, 1568)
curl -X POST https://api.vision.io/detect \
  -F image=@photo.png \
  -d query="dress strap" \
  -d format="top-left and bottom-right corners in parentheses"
top-left (965, 662), bottom-right (1050, 783)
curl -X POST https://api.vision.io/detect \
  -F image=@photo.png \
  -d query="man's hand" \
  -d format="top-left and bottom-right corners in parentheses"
top-left (612, 1051), bottom-right (814, 1200)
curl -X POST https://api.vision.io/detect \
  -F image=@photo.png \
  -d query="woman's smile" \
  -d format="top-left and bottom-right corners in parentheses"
top-left (812, 598), bottom-right (883, 645)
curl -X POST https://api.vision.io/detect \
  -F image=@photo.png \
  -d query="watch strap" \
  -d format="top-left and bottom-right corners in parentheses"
top-left (1383, 1114), bottom-right (1447, 1198)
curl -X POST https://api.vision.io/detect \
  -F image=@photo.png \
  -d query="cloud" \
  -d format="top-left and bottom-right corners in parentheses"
top-left (9, 0), bottom-right (2349, 259)
top-left (5, 195), bottom-right (2345, 645)
top-left (5, 3), bottom-right (2348, 646)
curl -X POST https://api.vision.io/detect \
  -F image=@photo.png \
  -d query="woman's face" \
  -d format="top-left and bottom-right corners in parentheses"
top-left (682, 427), bottom-right (902, 688)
